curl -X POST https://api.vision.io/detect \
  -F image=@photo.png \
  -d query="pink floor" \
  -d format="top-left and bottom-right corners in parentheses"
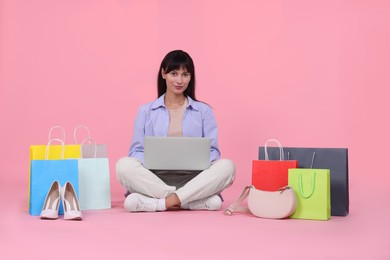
top-left (2, 179), bottom-right (389, 260)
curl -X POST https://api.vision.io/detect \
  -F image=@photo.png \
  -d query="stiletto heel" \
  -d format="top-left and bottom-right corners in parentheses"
top-left (40, 181), bottom-right (60, 219)
top-left (61, 182), bottom-right (83, 220)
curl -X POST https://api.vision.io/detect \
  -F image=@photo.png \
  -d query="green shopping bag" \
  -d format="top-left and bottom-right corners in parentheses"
top-left (288, 168), bottom-right (331, 220)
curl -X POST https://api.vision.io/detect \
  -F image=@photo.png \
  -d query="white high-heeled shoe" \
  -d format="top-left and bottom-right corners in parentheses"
top-left (61, 182), bottom-right (83, 220)
top-left (40, 181), bottom-right (61, 219)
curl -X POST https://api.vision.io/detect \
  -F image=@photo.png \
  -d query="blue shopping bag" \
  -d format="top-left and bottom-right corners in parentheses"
top-left (29, 139), bottom-right (79, 216)
top-left (28, 126), bottom-right (81, 211)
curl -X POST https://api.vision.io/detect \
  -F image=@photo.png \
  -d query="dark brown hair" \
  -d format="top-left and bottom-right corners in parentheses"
top-left (157, 50), bottom-right (197, 100)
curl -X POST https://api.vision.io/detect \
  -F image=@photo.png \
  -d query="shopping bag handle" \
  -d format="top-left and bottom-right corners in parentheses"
top-left (73, 125), bottom-right (92, 144)
top-left (80, 138), bottom-right (97, 158)
top-left (287, 151), bottom-right (317, 168)
top-left (45, 138), bottom-right (65, 160)
top-left (298, 172), bottom-right (316, 198)
top-left (48, 126), bottom-right (65, 143)
top-left (264, 139), bottom-right (284, 161)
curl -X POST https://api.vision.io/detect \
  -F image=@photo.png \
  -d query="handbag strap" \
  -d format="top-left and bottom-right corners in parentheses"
top-left (298, 172), bottom-right (316, 198)
top-left (224, 186), bottom-right (251, 216)
top-left (264, 139), bottom-right (284, 161)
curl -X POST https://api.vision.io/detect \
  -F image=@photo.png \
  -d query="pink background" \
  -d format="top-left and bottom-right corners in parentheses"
top-left (1, 0), bottom-right (389, 259)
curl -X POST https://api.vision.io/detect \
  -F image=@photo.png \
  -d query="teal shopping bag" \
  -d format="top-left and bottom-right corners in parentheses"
top-left (77, 138), bottom-right (111, 210)
top-left (78, 158), bottom-right (111, 210)
top-left (29, 139), bottom-right (79, 216)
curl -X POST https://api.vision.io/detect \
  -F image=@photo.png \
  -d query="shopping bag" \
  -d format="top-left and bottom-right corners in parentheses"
top-left (30, 125), bottom-right (81, 159)
top-left (288, 168), bottom-right (331, 220)
top-left (259, 147), bottom-right (348, 216)
top-left (78, 138), bottom-right (111, 210)
top-left (28, 126), bottom-right (81, 208)
top-left (73, 125), bottom-right (107, 158)
top-left (29, 139), bottom-right (79, 216)
top-left (30, 144), bottom-right (81, 160)
top-left (252, 139), bottom-right (298, 191)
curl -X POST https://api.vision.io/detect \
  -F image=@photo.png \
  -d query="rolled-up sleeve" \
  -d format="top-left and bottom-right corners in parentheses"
top-left (128, 106), bottom-right (147, 163)
top-left (202, 107), bottom-right (221, 162)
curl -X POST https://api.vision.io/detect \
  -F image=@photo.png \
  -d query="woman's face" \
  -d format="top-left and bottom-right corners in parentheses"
top-left (162, 66), bottom-right (191, 96)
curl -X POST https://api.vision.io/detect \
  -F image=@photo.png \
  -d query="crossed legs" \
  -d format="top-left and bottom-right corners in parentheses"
top-left (116, 157), bottom-right (235, 211)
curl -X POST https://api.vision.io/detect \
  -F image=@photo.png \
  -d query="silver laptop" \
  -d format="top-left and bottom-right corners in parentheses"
top-left (144, 136), bottom-right (211, 171)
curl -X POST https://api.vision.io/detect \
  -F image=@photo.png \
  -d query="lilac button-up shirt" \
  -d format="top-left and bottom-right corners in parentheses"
top-left (128, 94), bottom-right (220, 164)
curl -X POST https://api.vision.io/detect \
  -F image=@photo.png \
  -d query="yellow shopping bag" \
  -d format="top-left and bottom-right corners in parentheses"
top-left (27, 126), bottom-right (81, 208)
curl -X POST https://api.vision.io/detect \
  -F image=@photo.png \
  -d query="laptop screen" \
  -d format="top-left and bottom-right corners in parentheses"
top-left (143, 136), bottom-right (211, 171)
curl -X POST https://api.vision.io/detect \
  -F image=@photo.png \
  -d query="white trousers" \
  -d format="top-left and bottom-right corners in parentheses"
top-left (116, 157), bottom-right (235, 205)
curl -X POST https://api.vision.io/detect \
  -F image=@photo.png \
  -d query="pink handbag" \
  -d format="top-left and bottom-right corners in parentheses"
top-left (224, 185), bottom-right (297, 219)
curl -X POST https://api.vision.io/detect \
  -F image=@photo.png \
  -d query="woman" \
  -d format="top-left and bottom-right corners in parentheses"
top-left (116, 50), bottom-right (235, 212)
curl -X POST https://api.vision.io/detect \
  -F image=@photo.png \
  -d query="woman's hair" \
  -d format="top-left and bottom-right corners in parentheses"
top-left (157, 50), bottom-right (197, 100)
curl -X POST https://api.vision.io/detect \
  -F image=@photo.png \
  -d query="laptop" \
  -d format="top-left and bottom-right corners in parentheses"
top-left (143, 136), bottom-right (211, 171)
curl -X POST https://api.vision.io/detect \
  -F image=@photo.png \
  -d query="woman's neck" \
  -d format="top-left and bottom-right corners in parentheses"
top-left (164, 93), bottom-right (186, 110)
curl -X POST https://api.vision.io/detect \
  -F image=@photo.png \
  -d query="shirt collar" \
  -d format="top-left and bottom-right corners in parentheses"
top-left (151, 94), bottom-right (199, 111)
top-left (151, 94), bottom-right (165, 110)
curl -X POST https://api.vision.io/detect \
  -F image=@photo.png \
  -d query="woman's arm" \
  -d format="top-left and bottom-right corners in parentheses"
top-left (128, 106), bottom-right (147, 163)
top-left (202, 106), bottom-right (221, 162)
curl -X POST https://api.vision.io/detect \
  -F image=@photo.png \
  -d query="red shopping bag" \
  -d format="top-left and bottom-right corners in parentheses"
top-left (252, 139), bottom-right (298, 191)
